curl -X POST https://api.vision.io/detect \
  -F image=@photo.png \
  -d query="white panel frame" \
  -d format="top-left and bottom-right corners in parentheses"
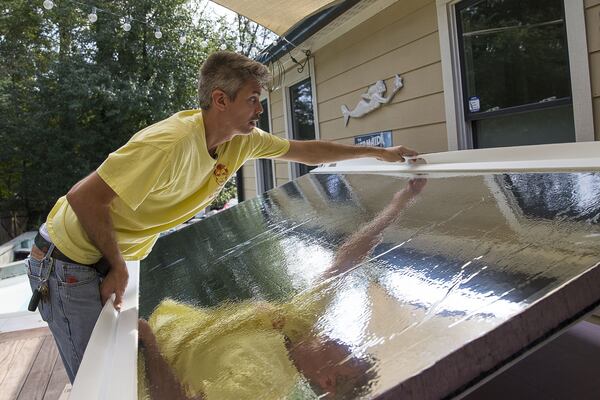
top-left (436, 0), bottom-right (595, 150)
top-left (70, 261), bottom-right (139, 400)
top-left (312, 141), bottom-right (600, 174)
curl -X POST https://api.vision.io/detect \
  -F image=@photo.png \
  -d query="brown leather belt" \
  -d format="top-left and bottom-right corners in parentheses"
top-left (33, 232), bottom-right (110, 276)
top-left (34, 232), bottom-right (81, 264)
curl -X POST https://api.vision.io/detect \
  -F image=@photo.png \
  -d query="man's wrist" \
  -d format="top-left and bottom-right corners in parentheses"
top-left (106, 256), bottom-right (127, 271)
top-left (364, 146), bottom-right (385, 158)
top-left (375, 147), bottom-right (388, 159)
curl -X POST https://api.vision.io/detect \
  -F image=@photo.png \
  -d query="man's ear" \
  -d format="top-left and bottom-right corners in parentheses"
top-left (211, 89), bottom-right (228, 112)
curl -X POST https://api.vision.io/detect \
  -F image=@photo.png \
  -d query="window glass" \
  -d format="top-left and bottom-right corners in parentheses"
top-left (474, 104), bottom-right (575, 148)
top-left (289, 79), bottom-right (315, 141)
top-left (259, 159), bottom-right (274, 191)
top-left (257, 99), bottom-right (274, 192)
top-left (289, 78), bottom-right (316, 176)
top-left (458, 0), bottom-right (571, 114)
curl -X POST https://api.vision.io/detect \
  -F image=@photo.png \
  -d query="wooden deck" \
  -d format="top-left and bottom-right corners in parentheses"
top-left (0, 327), bottom-right (71, 400)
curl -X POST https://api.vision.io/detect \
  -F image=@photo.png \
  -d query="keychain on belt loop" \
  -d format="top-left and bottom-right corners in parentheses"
top-left (28, 243), bottom-right (55, 312)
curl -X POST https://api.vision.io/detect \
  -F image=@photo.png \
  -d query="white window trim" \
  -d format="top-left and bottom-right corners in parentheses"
top-left (255, 93), bottom-right (277, 194)
top-left (436, 0), bottom-right (595, 150)
top-left (282, 54), bottom-right (320, 179)
top-left (564, 2), bottom-right (595, 142)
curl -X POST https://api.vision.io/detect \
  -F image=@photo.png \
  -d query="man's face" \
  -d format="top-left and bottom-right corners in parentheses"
top-left (227, 79), bottom-right (263, 135)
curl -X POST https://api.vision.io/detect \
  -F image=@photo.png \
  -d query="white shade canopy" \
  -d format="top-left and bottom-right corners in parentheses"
top-left (211, 0), bottom-right (341, 35)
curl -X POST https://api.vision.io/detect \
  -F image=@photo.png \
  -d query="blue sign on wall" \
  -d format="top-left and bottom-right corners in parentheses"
top-left (354, 131), bottom-right (393, 148)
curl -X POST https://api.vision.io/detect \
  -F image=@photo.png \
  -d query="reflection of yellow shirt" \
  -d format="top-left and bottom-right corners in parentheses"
top-left (141, 287), bottom-right (331, 400)
top-left (46, 110), bottom-right (290, 264)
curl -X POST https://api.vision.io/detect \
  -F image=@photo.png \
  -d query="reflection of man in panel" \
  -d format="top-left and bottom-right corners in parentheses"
top-left (138, 179), bottom-right (427, 400)
top-left (27, 50), bottom-right (419, 383)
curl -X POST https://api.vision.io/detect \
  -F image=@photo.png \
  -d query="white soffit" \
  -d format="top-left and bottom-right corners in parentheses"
top-left (272, 0), bottom-right (399, 72)
top-left (210, 0), bottom-right (343, 36)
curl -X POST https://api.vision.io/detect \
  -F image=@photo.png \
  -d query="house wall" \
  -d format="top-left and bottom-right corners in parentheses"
top-left (244, 0), bottom-right (443, 201)
top-left (240, 0), bottom-right (599, 201)
top-left (313, 0), bottom-right (447, 152)
top-left (242, 160), bottom-right (257, 200)
top-left (268, 89), bottom-right (292, 188)
top-left (586, 0), bottom-right (600, 140)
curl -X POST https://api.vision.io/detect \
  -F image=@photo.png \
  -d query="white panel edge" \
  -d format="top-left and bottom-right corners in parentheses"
top-left (312, 142), bottom-right (600, 174)
top-left (70, 260), bottom-right (139, 400)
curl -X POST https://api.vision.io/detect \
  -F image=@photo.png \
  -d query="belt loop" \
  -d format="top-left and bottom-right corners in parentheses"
top-left (42, 243), bottom-right (55, 263)
top-left (39, 243), bottom-right (56, 281)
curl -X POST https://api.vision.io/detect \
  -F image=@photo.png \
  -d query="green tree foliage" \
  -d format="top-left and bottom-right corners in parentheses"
top-left (210, 177), bottom-right (238, 210)
top-left (0, 0), bottom-right (274, 235)
top-left (458, 0), bottom-right (570, 111)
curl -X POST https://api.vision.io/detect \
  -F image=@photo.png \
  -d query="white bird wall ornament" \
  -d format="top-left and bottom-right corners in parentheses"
top-left (341, 75), bottom-right (404, 126)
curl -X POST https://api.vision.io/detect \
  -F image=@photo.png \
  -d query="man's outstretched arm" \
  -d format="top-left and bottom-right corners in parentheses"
top-left (326, 178), bottom-right (427, 279)
top-left (66, 171), bottom-right (128, 310)
top-left (276, 140), bottom-right (418, 166)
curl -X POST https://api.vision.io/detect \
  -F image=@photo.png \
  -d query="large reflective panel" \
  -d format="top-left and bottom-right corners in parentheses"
top-left (138, 172), bottom-right (600, 400)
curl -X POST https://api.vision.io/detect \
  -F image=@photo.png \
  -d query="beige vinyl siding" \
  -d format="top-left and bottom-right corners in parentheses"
top-left (313, 0), bottom-right (444, 149)
top-left (315, 0), bottom-right (437, 84)
top-left (243, 188), bottom-right (257, 200)
top-left (329, 123), bottom-right (448, 152)
top-left (318, 62), bottom-right (443, 122)
top-left (271, 116), bottom-right (286, 136)
top-left (242, 161), bottom-right (255, 177)
top-left (269, 90), bottom-right (285, 137)
top-left (586, 0), bottom-right (600, 140)
top-left (241, 161), bottom-right (256, 200)
top-left (274, 161), bottom-right (289, 183)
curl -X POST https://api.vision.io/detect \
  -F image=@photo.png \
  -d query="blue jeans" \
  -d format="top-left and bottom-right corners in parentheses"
top-left (27, 255), bottom-right (103, 383)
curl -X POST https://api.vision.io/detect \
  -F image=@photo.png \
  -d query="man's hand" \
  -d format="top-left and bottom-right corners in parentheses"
top-left (392, 178), bottom-right (427, 203)
top-left (376, 145), bottom-right (419, 163)
top-left (100, 261), bottom-right (129, 311)
top-left (407, 178), bottom-right (427, 195)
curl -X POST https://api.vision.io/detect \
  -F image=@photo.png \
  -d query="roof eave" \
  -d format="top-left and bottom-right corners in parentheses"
top-left (256, 0), bottom-right (362, 64)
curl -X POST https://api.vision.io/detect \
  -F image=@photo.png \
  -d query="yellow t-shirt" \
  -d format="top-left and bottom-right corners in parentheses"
top-left (46, 109), bottom-right (290, 264)
top-left (140, 286), bottom-right (331, 400)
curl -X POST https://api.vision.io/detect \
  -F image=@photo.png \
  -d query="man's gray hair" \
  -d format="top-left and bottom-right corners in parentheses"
top-left (198, 51), bottom-right (271, 109)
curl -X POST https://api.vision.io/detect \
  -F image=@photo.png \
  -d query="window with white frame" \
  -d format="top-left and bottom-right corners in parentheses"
top-left (438, 0), bottom-right (594, 150)
top-left (457, 0), bottom-right (573, 148)
top-left (256, 99), bottom-right (275, 193)
top-left (288, 78), bottom-right (317, 176)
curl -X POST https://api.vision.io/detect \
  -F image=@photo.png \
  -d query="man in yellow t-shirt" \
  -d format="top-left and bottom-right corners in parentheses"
top-left (26, 51), bottom-right (419, 382)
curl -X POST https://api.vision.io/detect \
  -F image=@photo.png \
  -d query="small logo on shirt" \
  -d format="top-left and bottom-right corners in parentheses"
top-left (213, 163), bottom-right (229, 185)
